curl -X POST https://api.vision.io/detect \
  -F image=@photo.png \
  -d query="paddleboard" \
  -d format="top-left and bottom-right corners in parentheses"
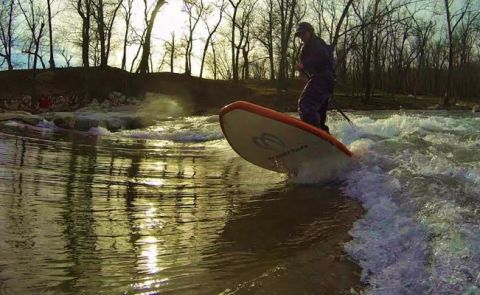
top-left (219, 101), bottom-right (353, 174)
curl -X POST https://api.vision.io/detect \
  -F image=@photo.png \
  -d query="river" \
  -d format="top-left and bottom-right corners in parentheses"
top-left (0, 110), bottom-right (479, 294)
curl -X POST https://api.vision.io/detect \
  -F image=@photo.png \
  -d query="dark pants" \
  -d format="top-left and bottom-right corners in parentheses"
top-left (298, 75), bottom-right (334, 133)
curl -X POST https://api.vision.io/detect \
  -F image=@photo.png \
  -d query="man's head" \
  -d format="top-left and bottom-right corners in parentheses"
top-left (295, 22), bottom-right (314, 43)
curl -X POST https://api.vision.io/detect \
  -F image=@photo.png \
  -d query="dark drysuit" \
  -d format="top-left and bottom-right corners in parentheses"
top-left (298, 36), bottom-right (335, 133)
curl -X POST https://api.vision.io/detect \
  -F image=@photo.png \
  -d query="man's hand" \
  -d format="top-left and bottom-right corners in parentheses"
top-left (295, 63), bottom-right (304, 71)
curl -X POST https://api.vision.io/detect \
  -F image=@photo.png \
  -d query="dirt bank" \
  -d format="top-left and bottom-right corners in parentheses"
top-left (0, 67), bottom-right (477, 114)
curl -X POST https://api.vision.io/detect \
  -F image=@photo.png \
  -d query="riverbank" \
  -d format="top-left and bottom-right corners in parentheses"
top-left (1, 67), bottom-right (478, 115)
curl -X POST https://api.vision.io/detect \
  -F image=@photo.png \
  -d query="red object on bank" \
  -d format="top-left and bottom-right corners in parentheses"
top-left (39, 96), bottom-right (50, 109)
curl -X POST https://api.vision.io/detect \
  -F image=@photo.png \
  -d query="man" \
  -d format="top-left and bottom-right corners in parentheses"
top-left (295, 22), bottom-right (335, 133)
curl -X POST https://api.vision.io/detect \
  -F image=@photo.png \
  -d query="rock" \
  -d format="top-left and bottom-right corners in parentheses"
top-left (101, 99), bottom-right (111, 111)
top-left (53, 114), bottom-right (75, 129)
top-left (0, 111), bottom-right (42, 126)
top-left (74, 116), bottom-right (100, 131)
top-left (112, 91), bottom-right (123, 99)
top-left (123, 115), bottom-right (154, 129)
top-left (473, 105), bottom-right (480, 113)
top-left (106, 117), bottom-right (124, 132)
top-left (19, 114), bottom-right (43, 126)
top-left (127, 97), bottom-right (138, 104)
top-left (90, 98), bottom-right (100, 106)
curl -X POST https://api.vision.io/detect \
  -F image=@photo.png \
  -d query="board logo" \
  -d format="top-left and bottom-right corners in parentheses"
top-left (252, 132), bottom-right (286, 152)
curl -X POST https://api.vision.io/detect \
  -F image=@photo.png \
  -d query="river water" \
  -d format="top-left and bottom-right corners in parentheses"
top-left (0, 110), bottom-right (479, 294)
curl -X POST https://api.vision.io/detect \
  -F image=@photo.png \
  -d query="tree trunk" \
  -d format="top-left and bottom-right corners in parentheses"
top-left (97, 0), bottom-right (107, 67)
top-left (137, 0), bottom-right (165, 74)
top-left (200, 6), bottom-right (223, 78)
top-left (4, 0), bottom-right (14, 70)
top-left (277, 0), bottom-right (296, 89)
top-left (212, 41), bottom-right (217, 79)
top-left (47, 0), bottom-right (55, 68)
top-left (362, 0), bottom-right (380, 103)
top-left (443, 0), bottom-right (453, 107)
top-left (170, 34), bottom-right (175, 73)
top-left (267, 0), bottom-right (275, 80)
top-left (229, 0), bottom-right (241, 81)
top-left (32, 22), bottom-right (45, 109)
top-left (78, 0), bottom-right (92, 68)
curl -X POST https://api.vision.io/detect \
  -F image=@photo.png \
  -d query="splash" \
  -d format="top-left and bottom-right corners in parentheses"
top-left (337, 112), bottom-right (480, 294)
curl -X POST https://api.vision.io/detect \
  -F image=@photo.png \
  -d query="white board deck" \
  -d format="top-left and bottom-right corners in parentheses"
top-left (219, 101), bottom-right (353, 174)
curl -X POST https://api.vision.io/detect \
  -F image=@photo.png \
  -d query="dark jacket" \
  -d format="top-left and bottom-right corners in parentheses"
top-left (300, 36), bottom-right (335, 82)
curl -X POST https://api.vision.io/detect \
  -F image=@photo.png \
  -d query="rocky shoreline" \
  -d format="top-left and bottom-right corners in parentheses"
top-left (0, 93), bottom-right (163, 132)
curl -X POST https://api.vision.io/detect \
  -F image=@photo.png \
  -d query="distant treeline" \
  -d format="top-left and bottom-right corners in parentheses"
top-left (0, 0), bottom-right (479, 106)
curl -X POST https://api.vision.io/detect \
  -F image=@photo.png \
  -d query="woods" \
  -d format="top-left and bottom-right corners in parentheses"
top-left (0, 0), bottom-right (479, 105)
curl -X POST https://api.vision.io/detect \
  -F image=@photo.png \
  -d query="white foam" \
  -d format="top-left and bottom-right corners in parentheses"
top-left (88, 126), bottom-right (112, 136)
top-left (335, 113), bottom-right (480, 294)
top-left (36, 119), bottom-right (56, 130)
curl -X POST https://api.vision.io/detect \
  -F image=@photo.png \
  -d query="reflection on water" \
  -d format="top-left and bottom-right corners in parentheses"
top-left (0, 123), bottom-right (361, 294)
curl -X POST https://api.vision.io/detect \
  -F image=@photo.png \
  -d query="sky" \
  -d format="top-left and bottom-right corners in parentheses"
top-left (108, 0), bottom-right (213, 75)
top-left (3, 0), bottom-right (480, 75)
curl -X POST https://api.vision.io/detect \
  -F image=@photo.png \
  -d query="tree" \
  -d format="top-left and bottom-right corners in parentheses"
top-left (236, 0), bottom-right (256, 80)
top-left (137, 0), bottom-right (165, 74)
top-left (199, 0), bottom-right (225, 78)
top-left (74, 0), bottom-right (93, 67)
top-left (228, 0), bottom-right (242, 81)
top-left (18, 0), bottom-right (46, 71)
top-left (46, 0), bottom-right (55, 68)
top-left (252, 0), bottom-right (277, 80)
top-left (18, 0), bottom-right (46, 107)
top-left (163, 32), bottom-right (176, 72)
top-left (443, 0), bottom-right (475, 106)
top-left (92, 0), bottom-right (123, 67)
top-left (120, 0), bottom-right (133, 70)
top-left (183, 0), bottom-right (206, 75)
top-left (276, 0), bottom-right (297, 88)
top-left (0, 0), bottom-right (15, 70)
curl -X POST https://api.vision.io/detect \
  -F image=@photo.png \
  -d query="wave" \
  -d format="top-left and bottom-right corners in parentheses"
top-left (336, 113), bottom-right (480, 294)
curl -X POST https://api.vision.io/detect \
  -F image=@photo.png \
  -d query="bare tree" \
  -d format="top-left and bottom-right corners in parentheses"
top-left (234, 0), bottom-right (255, 80)
top-left (91, 0), bottom-right (122, 67)
top-left (18, 0), bottom-right (46, 107)
top-left (228, 0), bottom-right (242, 81)
top-left (60, 47), bottom-right (73, 66)
top-left (199, 0), bottom-right (225, 78)
top-left (74, 0), bottom-right (93, 67)
top-left (410, 17), bottom-right (436, 98)
top-left (137, 0), bottom-right (165, 74)
top-left (163, 32), bottom-right (176, 72)
top-left (46, 0), bottom-right (55, 68)
top-left (253, 0), bottom-right (276, 80)
top-left (120, 0), bottom-right (133, 70)
top-left (443, 0), bottom-right (475, 106)
top-left (276, 0), bottom-right (297, 88)
top-left (0, 0), bottom-right (15, 70)
top-left (183, 0), bottom-right (206, 75)
top-left (18, 0), bottom-right (46, 71)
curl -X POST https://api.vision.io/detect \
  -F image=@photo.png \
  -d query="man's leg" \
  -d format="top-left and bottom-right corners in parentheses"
top-left (318, 93), bottom-right (330, 133)
top-left (298, 79), bottom-right (322, 127)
